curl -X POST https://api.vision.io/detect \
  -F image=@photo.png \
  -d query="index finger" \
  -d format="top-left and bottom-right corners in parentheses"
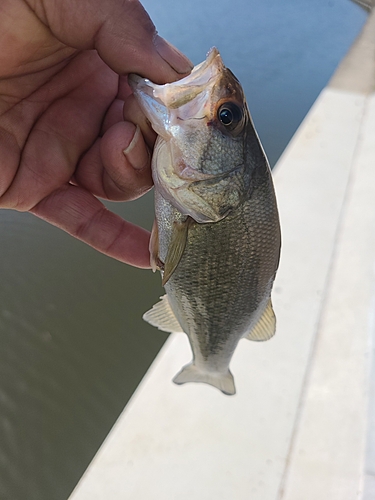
top-left (30, 184), bottom-right (152, 268)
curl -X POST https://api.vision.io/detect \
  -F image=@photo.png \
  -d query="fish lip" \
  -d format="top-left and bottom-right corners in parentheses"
top-left (128, 74), bottom-right (163, 103)
top-left (128, 47), bottom-right (224, 108)
top-left (176, 46), bottom-right (222, 86)
top-left (128, 48), bottom-right (225, 139)
top-left (128, 74), bottom-right (170, 139)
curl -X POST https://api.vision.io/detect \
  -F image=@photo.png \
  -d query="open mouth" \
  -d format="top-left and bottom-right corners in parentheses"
top-left (128, 47), bottom-right (224, 109)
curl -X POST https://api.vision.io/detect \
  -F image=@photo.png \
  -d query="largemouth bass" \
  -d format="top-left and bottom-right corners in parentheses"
top-left (129, 48), bottom-right (281, 395)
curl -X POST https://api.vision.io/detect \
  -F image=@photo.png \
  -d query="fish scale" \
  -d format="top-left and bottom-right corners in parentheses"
top-left (129, 48), bottom-right (281, 395)
top-left (163, 171), bottom-right (280, 359)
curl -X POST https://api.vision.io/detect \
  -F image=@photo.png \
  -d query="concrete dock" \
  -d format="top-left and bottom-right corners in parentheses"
top-left (69, 8), bottom-right (375, 500)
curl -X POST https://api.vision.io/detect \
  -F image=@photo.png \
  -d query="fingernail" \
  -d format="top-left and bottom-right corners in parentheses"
top-left (154, 34), bottom-right (193, 74)
top-left (123, 125), bottom-right (150, 170)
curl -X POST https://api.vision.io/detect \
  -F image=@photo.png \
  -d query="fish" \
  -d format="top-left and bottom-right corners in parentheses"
top-left (129, 48), bottom-right (281, 395)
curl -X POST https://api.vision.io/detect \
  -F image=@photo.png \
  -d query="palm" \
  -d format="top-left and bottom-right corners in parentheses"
top-left (2, 48), bottom-right (121, 205)
top-left (0, 0), bottom-right (191, 267)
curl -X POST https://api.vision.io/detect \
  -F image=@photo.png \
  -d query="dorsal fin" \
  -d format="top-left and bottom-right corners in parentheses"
top-left (143, 295), bottom-right (183, 333)
top-left (245, 300), bottom-right (276, 341)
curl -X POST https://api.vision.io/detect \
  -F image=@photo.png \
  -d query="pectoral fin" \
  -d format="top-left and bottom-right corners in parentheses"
top-left (162, 218), bottom-right (192, 286)
top-left (143, 294), bottom-right (183, 333)
top-left (245, 300), bottom-right (276, 341)
top-left (149, 219), bottom-right (161, 272)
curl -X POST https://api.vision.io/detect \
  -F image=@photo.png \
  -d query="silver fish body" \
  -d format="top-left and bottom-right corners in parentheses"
top-left (129, 48), bottom-right (281, 395)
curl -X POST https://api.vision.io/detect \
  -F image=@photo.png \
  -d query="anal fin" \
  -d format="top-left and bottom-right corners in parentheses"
top-left (245, 299), bottom-right (276, 342)
top-left (143, 294), bottom-right (183, 333)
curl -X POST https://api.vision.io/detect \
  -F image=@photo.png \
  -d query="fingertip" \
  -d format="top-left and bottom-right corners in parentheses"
top-left (30, 185), bottom-right (152, 268)
top-left (100, 122), bottom-right (153, 200)
top-left (123, 125), bottom-right (150, 171)
top-left (122, 94), bottom-right (157, 148)
top-left (153, 35), bottom-right (193, 76)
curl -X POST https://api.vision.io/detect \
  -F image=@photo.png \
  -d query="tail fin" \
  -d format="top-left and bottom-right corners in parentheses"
top-left (173, 363), bottom-right (236, 396)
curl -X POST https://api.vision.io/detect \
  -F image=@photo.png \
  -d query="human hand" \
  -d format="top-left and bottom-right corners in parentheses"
top-left (0, 0), bottom-right (192, 268)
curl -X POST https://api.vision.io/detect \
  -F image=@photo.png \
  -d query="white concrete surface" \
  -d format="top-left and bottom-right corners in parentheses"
top-left (280, 10), bottom-right (375, 500)
top-left (69, 10), bottom-right (375, 500)
top-left (281, 94), bottom-right (375, 500)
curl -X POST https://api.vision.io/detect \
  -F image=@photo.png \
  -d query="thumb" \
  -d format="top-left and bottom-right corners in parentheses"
top-left (32, 0), bottom-right (193, 83)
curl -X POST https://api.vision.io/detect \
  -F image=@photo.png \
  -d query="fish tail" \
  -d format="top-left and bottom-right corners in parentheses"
top-left (173, 363), bottom-right (236, 396)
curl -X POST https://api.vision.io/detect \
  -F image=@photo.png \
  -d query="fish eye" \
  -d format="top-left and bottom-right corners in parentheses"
top-left (219, 108), bottom-right (233, 125)
top-left (217, 102), bottom-right (243, 133)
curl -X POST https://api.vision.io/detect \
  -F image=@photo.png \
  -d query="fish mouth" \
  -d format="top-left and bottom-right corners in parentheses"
top-left (129, 47), bottom-right (223, 106)
top-left (128, 48), bottom-right (224, 137)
